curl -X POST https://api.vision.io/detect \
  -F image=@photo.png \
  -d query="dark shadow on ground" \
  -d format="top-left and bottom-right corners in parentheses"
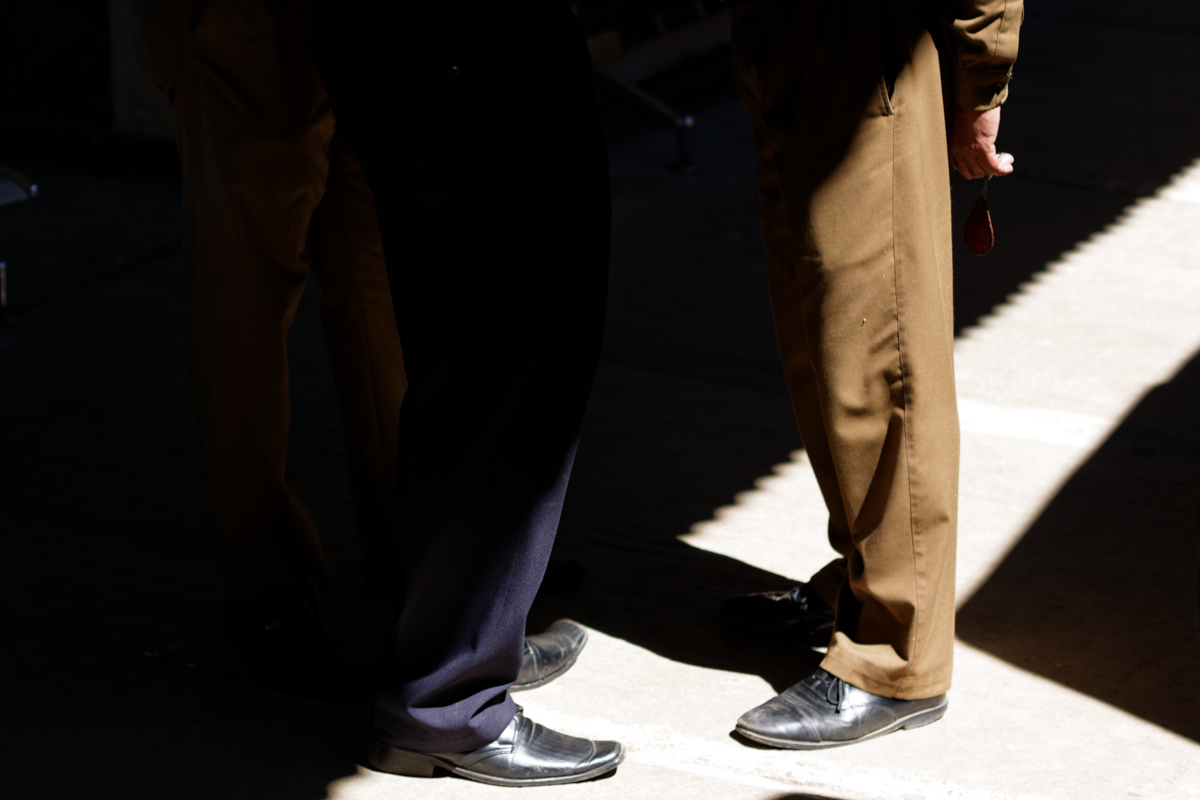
top-left (956, 350), bottom-right (1200, 742)
top-left (0, 251), bottom-right (370, 799)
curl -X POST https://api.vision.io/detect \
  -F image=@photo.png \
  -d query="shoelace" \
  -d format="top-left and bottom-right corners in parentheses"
top-left (820, 672), bottom-right (846, 713)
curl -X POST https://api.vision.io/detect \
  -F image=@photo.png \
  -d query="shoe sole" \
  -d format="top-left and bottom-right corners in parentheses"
top-left (368, 740), bottom-right (625, 786)
top-left (735, 696), bottom-right (949, 750)
top-left (510, 629), bottom-right (588, 693)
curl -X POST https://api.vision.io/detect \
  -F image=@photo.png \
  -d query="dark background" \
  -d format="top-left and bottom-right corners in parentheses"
top-left (0, 0), bottom-right (112, 129)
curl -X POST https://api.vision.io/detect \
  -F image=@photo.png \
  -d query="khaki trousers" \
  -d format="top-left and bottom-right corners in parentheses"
top-left (132, 0), bottom-right (405, 596)
top-left (732, 0), bottom-right (959, 699)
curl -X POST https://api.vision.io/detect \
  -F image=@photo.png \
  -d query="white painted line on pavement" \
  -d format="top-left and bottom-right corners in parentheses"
top-left (530, 708), bottom-right (1058, 800)
top-left (957, 398), bottom-right (1111, 449)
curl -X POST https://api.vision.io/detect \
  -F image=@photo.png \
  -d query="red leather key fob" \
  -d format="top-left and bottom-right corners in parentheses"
top-left (965, 178), bottom-right (994, 256)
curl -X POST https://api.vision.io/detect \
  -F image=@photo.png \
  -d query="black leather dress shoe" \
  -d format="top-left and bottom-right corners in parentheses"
top-left (736, 668), bottom-right (947, 749)
top-left (512, 619), bottom-right (588, 692)
top-left (721, 584), bottom-right (835, 644)
top-left (367, 711), bottom-right (624, 786)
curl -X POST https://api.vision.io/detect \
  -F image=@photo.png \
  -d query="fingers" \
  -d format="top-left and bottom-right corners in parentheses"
top-left (951, 148), bottom-right (1014, 180)
top-left (950, 150), bottom-right (986, 180)
top-left (951, 152), bottom-right (982, 180)
top-left (947, 104), bottom-right (1012, 181)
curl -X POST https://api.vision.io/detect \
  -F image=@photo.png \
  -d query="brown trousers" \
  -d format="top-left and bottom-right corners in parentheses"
top-left (131, 0), bottom-right (405, 596)
top-left (732, 0), bottom-right (959, 699)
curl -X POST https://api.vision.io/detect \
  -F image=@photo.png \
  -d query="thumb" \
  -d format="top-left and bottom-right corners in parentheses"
top-left (985, 149), bottom-right (1015, 176)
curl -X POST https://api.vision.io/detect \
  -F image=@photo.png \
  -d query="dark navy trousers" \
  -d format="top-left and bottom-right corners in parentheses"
top-left (309, 0), bottom-right (610, 752)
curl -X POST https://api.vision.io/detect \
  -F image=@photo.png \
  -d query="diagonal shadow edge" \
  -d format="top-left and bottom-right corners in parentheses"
top-left (954, 347), bottom-right (1200, 742)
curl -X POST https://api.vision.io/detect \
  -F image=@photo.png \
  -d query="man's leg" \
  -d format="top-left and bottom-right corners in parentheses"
top-left (309, 0), bottom-right (623, 782)
top-left (311, 127), bottom-right (594, 700)
top-left (731, 0), bottom-right (958, 739)
top-left (309, 138), bottom-right (406, 590)
top-left (180, 0), bottom-right (336, 597)
top-left (134, 0), bottom-right (336, 596)
top-left (130, 0), bottom-right (344, 693)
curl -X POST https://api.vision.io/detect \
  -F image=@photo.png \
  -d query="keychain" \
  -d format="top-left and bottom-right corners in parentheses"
top-left (965, 175), bottom-right (994, 256)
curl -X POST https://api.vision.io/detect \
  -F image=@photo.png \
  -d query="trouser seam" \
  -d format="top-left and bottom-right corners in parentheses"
top-left (891, 108), bottom-right (920, 699)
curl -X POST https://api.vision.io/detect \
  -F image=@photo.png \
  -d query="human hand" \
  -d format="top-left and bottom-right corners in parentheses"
top-left (948, 105), bottom-right (1013, 180)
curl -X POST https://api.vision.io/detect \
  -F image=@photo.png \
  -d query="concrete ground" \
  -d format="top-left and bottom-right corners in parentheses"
top-left (2, 2), bottom-right (1199, 798)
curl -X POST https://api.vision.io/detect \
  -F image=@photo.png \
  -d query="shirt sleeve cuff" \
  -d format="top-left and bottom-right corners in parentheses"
top-left (952, 67), bottom-right (1012, 111)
